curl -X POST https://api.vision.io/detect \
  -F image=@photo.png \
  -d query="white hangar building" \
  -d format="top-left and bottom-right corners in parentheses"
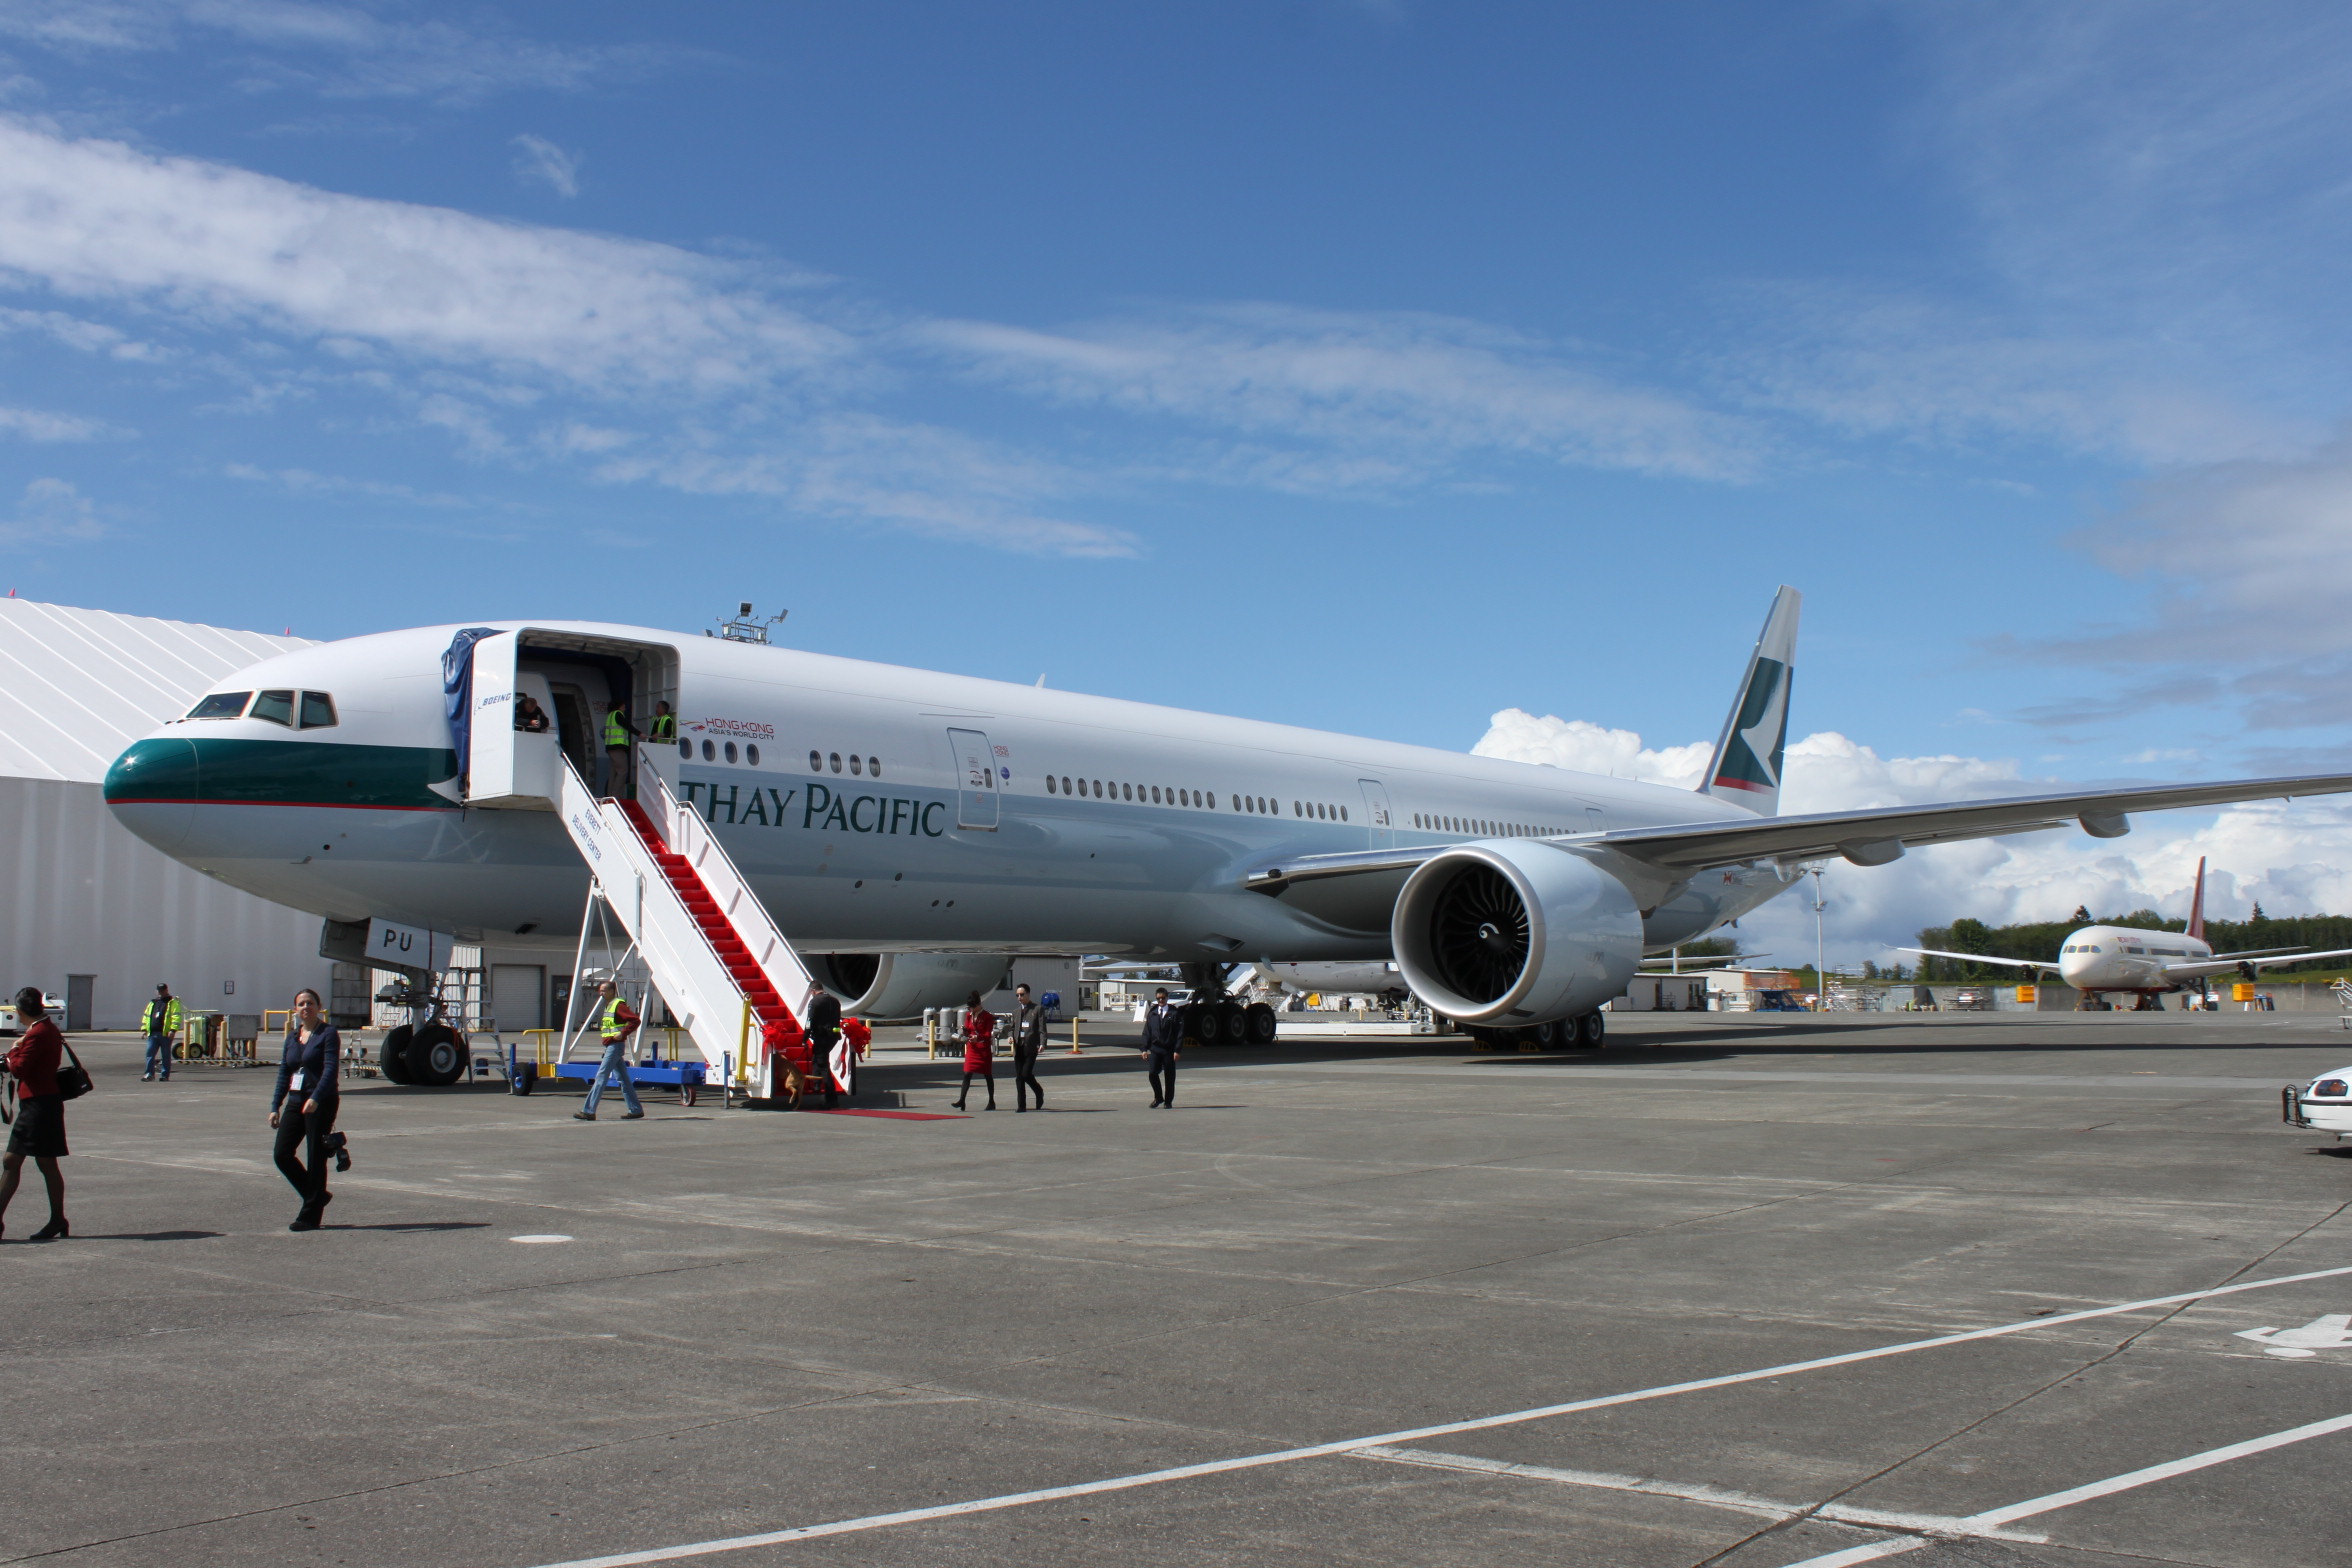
top-left (0, 597), bottom-right (328, 1030)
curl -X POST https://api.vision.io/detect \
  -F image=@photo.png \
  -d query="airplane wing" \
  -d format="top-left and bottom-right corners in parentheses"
top-left (1247, 771), bottom-right (2352, 893)
top-left (1898, 947), bottom-right (2059, 975)
top-left (2161, 948), bottom-right (2352, 980)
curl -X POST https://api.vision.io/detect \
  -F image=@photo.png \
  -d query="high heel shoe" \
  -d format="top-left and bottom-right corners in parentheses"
top-left (31, 1216), bottom-right (69, 1241)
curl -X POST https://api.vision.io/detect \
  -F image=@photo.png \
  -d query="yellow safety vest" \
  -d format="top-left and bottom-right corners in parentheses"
top-left (650, 712), bottom-right (677, 742)
top-left (600, 998), bottom-right (632, 1040)
top-left (603, 710), bottom-right (630, 747)
top-left (144, 997), bottom-right (183, 1035)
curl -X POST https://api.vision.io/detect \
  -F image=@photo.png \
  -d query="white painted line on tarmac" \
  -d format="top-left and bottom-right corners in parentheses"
top-left (520, 1263), bottom-right (2352, 1568)
top-left (1270, 1062), bottom-right (2291, 1090)
top-left (1772, 1410), bottom-right (2352, 1568)
top-left (1354, 1447), bottom-right (2049, 1542)
top-left (510, 1234), bottom-right (573, 1244)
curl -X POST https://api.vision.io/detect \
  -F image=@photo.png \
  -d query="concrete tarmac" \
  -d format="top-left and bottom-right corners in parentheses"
top-left (3, 1011), bottom-right (2349, 1568)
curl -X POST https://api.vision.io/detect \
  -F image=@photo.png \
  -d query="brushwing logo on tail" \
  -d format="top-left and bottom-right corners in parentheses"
top-left (1713, 657), bottom-right (1790, 795)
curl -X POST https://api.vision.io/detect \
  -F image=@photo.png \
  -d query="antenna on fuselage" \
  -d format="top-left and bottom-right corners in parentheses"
top-left (708, 601), bottom-right (788, 645)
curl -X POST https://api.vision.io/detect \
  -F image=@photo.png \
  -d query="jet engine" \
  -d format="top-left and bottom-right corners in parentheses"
top-left (1391, 842), bottom-right (1641, 1025)
top-left (808, 953), bottom-right (1012, 1018)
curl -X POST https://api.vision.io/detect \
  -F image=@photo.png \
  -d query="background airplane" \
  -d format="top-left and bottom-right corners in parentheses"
top-left (1903, 858), bottom-right (2352, 1008)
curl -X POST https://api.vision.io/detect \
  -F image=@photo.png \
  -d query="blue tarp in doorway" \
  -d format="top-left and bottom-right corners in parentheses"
top-left (441, 626), bottom-right (501, 785)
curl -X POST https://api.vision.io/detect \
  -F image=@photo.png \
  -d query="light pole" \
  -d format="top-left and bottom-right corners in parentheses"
top-left (1808, 866), bottom-right (1827, 1008)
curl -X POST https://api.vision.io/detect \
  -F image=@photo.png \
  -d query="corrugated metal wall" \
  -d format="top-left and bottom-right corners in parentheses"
top-left (0, 776), bottom-right (324, 1029)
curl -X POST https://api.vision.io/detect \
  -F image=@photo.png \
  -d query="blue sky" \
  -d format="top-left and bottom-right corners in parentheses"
top-left (5, 1), bottom-right (2352, 952)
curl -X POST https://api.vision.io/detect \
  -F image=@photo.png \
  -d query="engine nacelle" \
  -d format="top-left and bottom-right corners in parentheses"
top-left (1392, 842), bottom-right (1642, 1025)
top-left (808, 953), bottom-right (1012, 1018)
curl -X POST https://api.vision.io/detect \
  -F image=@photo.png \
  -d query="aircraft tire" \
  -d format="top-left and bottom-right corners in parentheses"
top-left (377, 1025), bottom-right (416, 1084)
top-left (1186, 1003), bottom-right (1222, 1046)
top-left (408, 1023), bottom-right (466, 1086)
top-left (1217, 1000), bottom-right (1246, 1044)
top-left (1531, 1018), bottom-right (1567, 1050)
top-left (1244, 1001), bottom-right (1279, 1045)
top-left (1574, 1011), bottom-right (1606, 1049)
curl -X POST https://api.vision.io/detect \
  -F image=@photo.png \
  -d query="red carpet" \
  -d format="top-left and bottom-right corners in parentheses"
top-left (800, 1107), bottom-right (967, 1120)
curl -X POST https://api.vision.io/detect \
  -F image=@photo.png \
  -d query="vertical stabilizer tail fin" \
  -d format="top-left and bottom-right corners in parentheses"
top-left (1700, 586), bottom-right (1801, 817)
top-left (2188, 856), bottom-right (2207, 943)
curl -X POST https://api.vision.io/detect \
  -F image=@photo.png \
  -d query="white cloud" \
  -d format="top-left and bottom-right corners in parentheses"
top-left (0, 476), bottom-right (103, 543)
top-left (584, 413), bottom-right (1141, 559)
top-left (0, 304), bottom-right (165, 359)
top-left (0, 115), bottom-right (851, 394)
top-left (1717, 285), bottom-right (2308, 468)
top-left (1473, 710), bottom-right (1712, 788)
top-left (0, 1), bottom-right (644, 102)
top-left (1474, 707), bottom-right (2352, 964)
top-left (1988, 434), bottom-right (2352, 727)
top-left (0, 406), bottom-right (106, 440)
top-left (223, 461), bottom-right (473, 507)
top-left (510, 132), bottom-right (579, 198)
top-left (924, 304), bottom-right (1762, 486)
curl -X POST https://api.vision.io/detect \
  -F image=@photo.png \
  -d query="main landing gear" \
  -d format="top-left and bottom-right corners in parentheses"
top-left (1465, 1013), bottom-right (1605, 1051)
top-left (1178, 961), bottom-right (1279, 1047)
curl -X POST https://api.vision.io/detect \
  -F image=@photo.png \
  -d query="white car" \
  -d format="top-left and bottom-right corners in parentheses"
top-left (2282, 1066), bottom-right (2352, 1140)
top-left (0, 992), bottom-right (67, 1037)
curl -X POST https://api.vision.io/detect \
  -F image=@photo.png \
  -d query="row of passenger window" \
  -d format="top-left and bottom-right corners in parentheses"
top-left (681, 739), bottom-right (764, 766)
top-left (1048, 776), bottom-right (1211, 808)
top-left (813, 749), bottom-right (880, 777)
top-left (670, 741), bottom-right (889, 777)
top-left (1413, 812), bottom-right (1562, 837)
top-left (1043, 777), bottom-right (1353, 821)
top-left (183, 689), bottom-right (338, 729)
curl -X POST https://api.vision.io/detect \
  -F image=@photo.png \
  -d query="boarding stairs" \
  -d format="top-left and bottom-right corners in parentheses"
top-left (554, 750), bottom-right (827, 1098)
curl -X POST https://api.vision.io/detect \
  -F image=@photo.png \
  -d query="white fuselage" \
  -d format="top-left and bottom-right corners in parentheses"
top-left (105, 620), bottom-right (1798, 962)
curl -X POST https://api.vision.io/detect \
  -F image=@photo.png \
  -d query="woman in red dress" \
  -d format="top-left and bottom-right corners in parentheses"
top-left (2, 985), bottom-right (70, 1241)
top-left (955, 990), bottom-right (996, 1111)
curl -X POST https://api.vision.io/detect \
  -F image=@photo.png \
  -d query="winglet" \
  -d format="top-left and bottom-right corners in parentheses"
top-left (1700, 586), bottom-right (1801, 816)
top-left (2188, 855), bottom-right (2207, 942)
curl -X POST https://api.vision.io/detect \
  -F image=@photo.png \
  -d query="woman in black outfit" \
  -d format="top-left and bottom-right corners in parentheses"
top-left (270, 988), bottom-right (344, 1232)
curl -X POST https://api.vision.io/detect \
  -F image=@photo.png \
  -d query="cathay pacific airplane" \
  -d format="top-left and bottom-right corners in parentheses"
top-left (1905, 857), bottom-right (2352, 1009)
top-left (101, 588), bottom-right (2352, 1043)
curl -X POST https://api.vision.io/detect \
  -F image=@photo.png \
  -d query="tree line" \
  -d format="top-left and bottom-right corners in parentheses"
top-left (1914, 906), bottom-right (2352, 982)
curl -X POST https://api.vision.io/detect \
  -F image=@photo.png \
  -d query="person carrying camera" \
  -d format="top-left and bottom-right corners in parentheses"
top-left (2, 985), bottom-right (71, 1241)
top-left (270, 987), bottom-right (343, 1232)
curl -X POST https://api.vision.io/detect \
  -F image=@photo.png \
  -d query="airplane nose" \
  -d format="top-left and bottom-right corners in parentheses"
top-left (104, 737), bottom-right (199, 852)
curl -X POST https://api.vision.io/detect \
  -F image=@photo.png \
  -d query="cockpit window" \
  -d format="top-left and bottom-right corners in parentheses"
top-left (298, 691), bottom-right (337, 729)
top-left (186, 692), bottom-right (251, 720)
top-left (249, 689), bottom-right (296, 727)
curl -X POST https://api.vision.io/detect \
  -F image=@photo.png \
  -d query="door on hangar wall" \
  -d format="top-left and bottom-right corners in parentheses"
top-left (491, 964), bottom-right (545, 1030)
top-left (65, 975), bottom-right (93, 1032)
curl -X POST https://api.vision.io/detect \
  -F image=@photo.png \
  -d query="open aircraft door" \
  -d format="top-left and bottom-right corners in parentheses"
top-left (463, 632), bottom-right (542, 808)
top-left (463, 628), bottom-right (679, 809)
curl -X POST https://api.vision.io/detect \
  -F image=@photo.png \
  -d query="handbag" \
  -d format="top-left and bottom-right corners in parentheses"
top-left (54, 1037), bottom-right (93, 1101)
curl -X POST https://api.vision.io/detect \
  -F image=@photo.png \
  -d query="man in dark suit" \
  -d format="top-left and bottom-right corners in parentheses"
top-left (803, 983), bottom-right (844, 1108)
top-left (1010, 983), bottom-right (1048, 1110)
top-left (1139, 987), bottom-right (1183, 1108)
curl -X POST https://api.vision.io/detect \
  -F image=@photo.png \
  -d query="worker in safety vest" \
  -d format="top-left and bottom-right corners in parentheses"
top-left (140, 983), bottom-right (183, 1082)
top-left (599, 704), bottom-right (638, 797)
top-left (574, 980), bottom-right (643, 1121)
top-left (649, 701), bottom-right (678, 746)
